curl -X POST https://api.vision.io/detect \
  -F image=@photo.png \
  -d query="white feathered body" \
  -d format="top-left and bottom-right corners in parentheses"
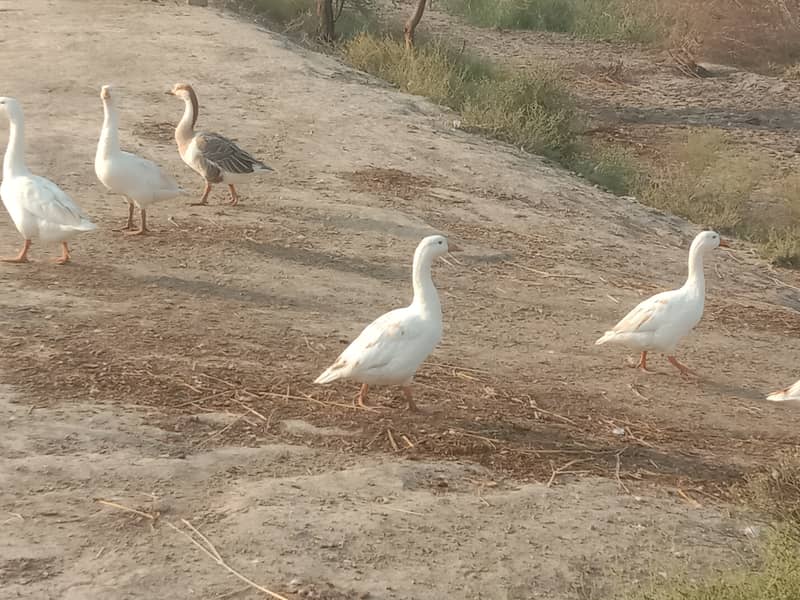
top-left (595, 286), bottom-right (704, 353)
top-left (96, 91), bottom-right (183, 209)
top-left (95, 148), bottom-right (183, 209)
top-left (766, 379), bottom-right (800, 402)
top-left (315, 306), bottom-right (443, 386)
top-left (1, 174), bottom-right (96, 242)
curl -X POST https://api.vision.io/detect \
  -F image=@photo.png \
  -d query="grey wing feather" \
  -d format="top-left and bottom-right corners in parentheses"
top-left (196, 132), bottom-right (271, 175)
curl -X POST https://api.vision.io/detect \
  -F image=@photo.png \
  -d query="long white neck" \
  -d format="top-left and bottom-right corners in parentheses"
top-left (3, 110), bottom-right (28, 177)
top-left (410, 248), bottom-right (441, 318)
top-left (97, 98), bottom-right (121, 159)
top-left (683, 243), bottom-right (706, 295)
top-left (175, 97), bottom-right (195, 147)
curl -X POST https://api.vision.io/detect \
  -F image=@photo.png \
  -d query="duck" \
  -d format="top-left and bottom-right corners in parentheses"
top-left (595, 230), bottom-right (729, 376)
top-left (313, 235), bottom-right (457, 412)
top-left (766, 379), bottom-right (800, 402)
top-left (166, 83), bottom-right (273, 207)
top-left (95, 85), bottom-right (184, 235)
top-left (0, 97), bottom-right (96, 264)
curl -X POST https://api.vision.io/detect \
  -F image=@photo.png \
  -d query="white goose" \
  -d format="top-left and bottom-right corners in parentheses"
top-left (0, 97), bottom-right (96, 264)
top-left (766, 380), bottom-right (800, 402)
top-left (167, 83), bottom-right (273, 207)
top-left (314, 235), bottom-right (457, 411)
top-left (95, 85), bottom-right (184, 235)
top-left (595, 230), bottom-right (729, 376)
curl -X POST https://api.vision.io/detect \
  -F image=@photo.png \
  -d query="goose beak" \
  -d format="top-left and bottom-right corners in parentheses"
top-left (165, 90), bottom-right (174, 96)
top-left (719, 239), bottom-right (731, 248)
top-left (448, 242), bottom-right (463, 252)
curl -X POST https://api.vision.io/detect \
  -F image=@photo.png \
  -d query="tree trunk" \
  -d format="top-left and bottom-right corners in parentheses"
top-left (317, 0), bottom-right (335, 42)
top-left (404, 0), bottom-right (427, 50)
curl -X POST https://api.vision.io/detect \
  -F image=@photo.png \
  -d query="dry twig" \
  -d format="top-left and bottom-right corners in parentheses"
top-left (167, 519), bottom-right (290, 600)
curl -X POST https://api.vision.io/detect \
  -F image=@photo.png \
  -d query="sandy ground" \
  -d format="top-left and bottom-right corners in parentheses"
top-left (1, 1), bottom-right (799, 598)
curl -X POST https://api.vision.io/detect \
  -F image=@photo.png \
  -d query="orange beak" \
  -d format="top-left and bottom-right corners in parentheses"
top-left (448, 242), bottom-right (463, 252)
top-left (719, 239), bottom-right (731, 248)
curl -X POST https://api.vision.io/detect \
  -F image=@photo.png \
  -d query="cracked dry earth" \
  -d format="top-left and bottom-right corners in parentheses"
top-left (1, 1), bottom-right (799, 599)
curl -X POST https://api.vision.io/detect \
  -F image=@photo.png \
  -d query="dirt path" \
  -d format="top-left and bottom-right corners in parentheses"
top-left (0, 1), bottom-right (798, 598)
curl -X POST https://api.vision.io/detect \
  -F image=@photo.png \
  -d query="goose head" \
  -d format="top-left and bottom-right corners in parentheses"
top-left (166, 83), bottom-right (199, 128)
top-left (0, 97), bottom-right (23, 121)
top-left (100, 85), bottom-right (113, 101)
top-left (415, 234), bottom-right (462, 262)
top-left (691, 230), bottom-right (730, 255)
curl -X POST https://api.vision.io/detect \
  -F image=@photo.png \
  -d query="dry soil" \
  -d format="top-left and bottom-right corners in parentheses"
top-left (1, 1), bottom-right (799, 599)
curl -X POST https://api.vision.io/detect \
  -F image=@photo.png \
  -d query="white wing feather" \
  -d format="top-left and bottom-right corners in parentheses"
top-left (19, 176), bottom-right (93, 228)
top-left (315, 308), bottom-right (426, 384)
top-left (595, 290), bottom-right (679, 344)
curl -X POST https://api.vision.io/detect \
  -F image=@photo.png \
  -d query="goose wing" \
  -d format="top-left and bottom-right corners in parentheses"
top-left (19, 176), bottom-right (90, 226)
top-left (195, 132), bottom-right (271, 176)
top-left (608, 290), bottom-right (679, 335)
top-left (316, 308), bottom-right (427, 382)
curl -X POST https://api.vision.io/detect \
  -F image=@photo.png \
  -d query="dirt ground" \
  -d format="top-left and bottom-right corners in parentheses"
top-left (2, 1), bottom-right (800, 599)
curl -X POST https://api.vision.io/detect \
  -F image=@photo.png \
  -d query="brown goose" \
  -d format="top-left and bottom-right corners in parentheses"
top-left (167, 83), bottom-right (273, 206)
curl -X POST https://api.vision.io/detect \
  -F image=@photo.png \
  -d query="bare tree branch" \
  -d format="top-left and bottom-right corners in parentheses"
top-left (404, 0), bottom-right (427, 50)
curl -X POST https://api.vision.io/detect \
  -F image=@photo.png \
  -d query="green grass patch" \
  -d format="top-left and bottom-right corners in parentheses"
top-left (439, 0), bottom-right (667, 43)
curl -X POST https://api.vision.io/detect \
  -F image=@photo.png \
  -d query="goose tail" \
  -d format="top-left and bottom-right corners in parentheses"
top-left (595, 330), bottom-right (617, 346)
top-left (766, 387), bottom-right (791, 402)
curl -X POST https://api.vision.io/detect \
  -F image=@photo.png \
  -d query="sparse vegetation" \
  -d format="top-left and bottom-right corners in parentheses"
top-left (439, 0), bottom-right (667, 43)
top-left (243, 0), bottom-right (800, 267)
top-left (437, 0), bottom-right (800, 70)
top-left (634, 130), bottom-right (800, 265)
top-left (343, 33), bottom-right (583, 160)
top-left (244, 0), bottom-right (375, 38)
top-left (744, 450), bottom-right (800, 523)
top-left (639, 454), bottom-right (800, 600)
top-left (638, 525), bottom-right (800, 600)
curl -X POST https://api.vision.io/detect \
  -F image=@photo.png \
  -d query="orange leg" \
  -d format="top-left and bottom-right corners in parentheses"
top-left (191, 181), bottom-right (212, 206)
top-left (2, 239), bottom-right (31, 263)
top-left (113, 200), bottom-right (135, 231)
top-left (401, 385), bottom-right (418, 412)
top-left (668, 355), bottom-right (698, 378)
top-left (126, 208), bottom-right (149, 236)
top-left (228, 184), bottom-right (239, 206)
top-left (356, 383), bottom-right (369, 408)
top-left (53, 242), bottom-right (70, 265)
top-left (628, 351), bottom-right (654, 373)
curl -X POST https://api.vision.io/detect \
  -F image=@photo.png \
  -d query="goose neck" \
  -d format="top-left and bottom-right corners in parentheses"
top-left (2, 110), bottom-right (28, 177)
top-left (410, 248), bottom-right (441, 317)
top-left (684, 245), bottom-right (706, 294)
top-left (175, 96), bottom-right (196, 147)
top-left (98, 98), bottom-right (120, 157)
